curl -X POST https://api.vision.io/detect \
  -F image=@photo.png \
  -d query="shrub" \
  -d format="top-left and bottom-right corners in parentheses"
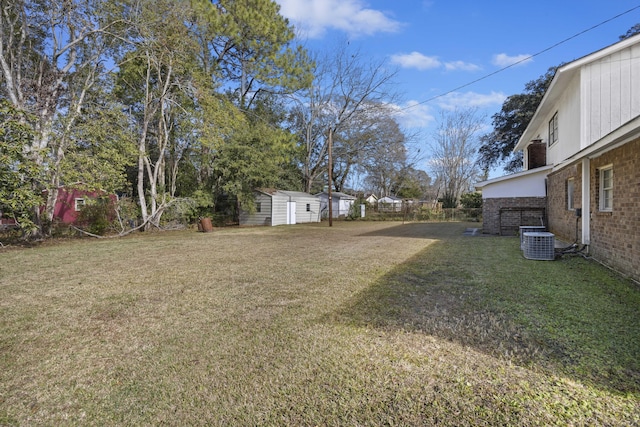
top-left (76, 197), bottom-right (114, 235)
top-left (460, 192), bottom-right (482, 209)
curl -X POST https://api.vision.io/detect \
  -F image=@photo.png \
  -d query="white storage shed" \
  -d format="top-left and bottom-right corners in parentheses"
top-left (239, 189), bottom-right (321, 226)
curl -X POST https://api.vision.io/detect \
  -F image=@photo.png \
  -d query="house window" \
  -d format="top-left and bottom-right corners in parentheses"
top-left (74, 198), bottom-right (86, 212)
top-left (256, 202), bottom-right (261, 213)
top-left (548, 112), bottom-right (558, 146)
top-left (599, 166), bottom-right (613, 211)
top-left (567, 178), bottom-right (575, 211)
top-left (306, 203), bottom-right (311, 212)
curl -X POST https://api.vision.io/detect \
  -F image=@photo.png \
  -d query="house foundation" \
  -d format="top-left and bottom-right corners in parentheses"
top-left (482, 197), bottom-right (547, 236)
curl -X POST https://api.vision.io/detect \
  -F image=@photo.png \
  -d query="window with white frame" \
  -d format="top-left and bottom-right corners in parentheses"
top-left (256, 202), bottom-right (261, 213)
top-left (548, 112), bottom-right (558, 146)
top-left (599, 166), bottom-right (613, 211)
top-left (567, 178), bottom-right (575, 210)
top-left (306, 203), bottom-right (311, 212)
top-left (74, 198), bottom-right (86, 211)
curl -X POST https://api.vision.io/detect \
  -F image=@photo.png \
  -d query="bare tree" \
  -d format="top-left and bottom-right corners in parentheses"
top-left (429, 108), bottom-right (484, 208)
top-left (361, 115), bottom-right (407, 197)
top-left (331, 103), bottom-right (403, 192)
top-left (289, 43), bottom-right (399, 193)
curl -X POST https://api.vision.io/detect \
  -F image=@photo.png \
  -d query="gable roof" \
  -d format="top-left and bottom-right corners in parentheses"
top-left (256, 189), bottom-right (318, 199)
top-left (315, 191), bottom-right (356, 200)
top-left (256, 188), bottom-right (279, 196)
top-left (279, 190), bottom-right (318, 199)
top-left (514, 33), bottom-right (640, 152)
top-left (378, 195), bottom-right (403, 202)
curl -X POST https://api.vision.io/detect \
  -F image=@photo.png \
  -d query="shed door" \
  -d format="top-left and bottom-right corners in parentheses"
top-left (286, 201), bottom-right (296, 225)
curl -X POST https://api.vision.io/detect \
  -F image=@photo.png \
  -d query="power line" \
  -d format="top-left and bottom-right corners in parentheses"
top-left (396, 4), bottom-right (640, 113)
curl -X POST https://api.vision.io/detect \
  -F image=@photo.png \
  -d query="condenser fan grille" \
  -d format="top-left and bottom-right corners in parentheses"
top-left (523, 232), bottom-right (555, 260)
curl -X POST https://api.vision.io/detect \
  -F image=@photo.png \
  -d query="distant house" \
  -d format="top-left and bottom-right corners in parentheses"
top-left (239, 189), bottom-right (320, 226)
top-left (378, 195), bottom-right (403, 212)
top-left (316, 191), bottom-right (356, 218)
top-left (476, 34), bottom-right (640, 282)
top-left (49, 186), bottom-right (117, 225)
top-left (0, 211), bottom-right (17, 229)
top-left (364, 193), bottom-right (378, 206)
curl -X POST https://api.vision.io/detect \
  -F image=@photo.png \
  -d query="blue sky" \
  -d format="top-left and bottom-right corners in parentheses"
top-left (274, 0), bottom-right (640, 175)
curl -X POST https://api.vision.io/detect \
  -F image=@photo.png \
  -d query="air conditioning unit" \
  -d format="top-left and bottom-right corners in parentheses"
top-left (519, 226), bottom-right (546, 250)
top-left (523, 232), bottom-right (555, 260)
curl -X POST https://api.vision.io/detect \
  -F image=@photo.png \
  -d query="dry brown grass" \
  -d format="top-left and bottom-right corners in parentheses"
top-left (0, 221), bottom-right (638, 425)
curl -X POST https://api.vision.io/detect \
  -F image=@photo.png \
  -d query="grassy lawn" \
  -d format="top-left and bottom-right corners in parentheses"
top-left (1, 221), bottom-right (638, 425)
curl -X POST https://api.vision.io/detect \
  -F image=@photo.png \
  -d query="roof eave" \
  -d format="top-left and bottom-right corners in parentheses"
top-left (475, 164), bottom-right (553, 189)
top-left (514, 33), bottom-right (640, 153)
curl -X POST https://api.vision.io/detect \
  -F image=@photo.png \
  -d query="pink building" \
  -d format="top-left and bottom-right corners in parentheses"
top-left (48, 187), bottom-right (117, 225)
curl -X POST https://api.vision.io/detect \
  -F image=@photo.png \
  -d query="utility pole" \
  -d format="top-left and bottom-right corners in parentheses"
top-left (328, 127), bottom-right (333, 227)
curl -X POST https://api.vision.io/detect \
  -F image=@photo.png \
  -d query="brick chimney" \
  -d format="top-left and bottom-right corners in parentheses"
top-left (527, 139), bottom-right (546, 169)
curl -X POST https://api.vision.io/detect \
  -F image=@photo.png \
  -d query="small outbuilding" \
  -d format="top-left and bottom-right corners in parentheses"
top-left (47, 186), bottom-right (118, 225)
top-left (239, 189), bottom-right (321, 226)
top-left (316, 191), bottom-right (356, 218)
top-left (378, 195), bottom-right (403, 212)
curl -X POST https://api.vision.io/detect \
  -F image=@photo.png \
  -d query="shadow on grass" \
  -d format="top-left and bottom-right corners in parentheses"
top-left (331, 223), bottom-right (640, 396)
top-left (356, 221), bottom-right (478, 240)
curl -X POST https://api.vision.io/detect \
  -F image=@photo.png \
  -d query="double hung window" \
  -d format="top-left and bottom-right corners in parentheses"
top-left (599, 166), bottom-right (613, 211)
top-left (567, 178), bottom-right (575, 211)
top-left (548, 112), bottom-right (558, 146)
top-left (74, 198), bottom-right (86, 211)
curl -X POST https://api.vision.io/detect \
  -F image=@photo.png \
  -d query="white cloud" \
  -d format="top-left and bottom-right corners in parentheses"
top-left (385, 94), bottom-right (505, 130)
top-left (391, 52), bottom-right (441, 70)
top-left (492, 53), bottom-right (533, 67)
top-left (436, 91), bottom-right (507, 111)
top-left (391, 52), bottom-right (480, 72)
top-left (444, 60), bottom-right (481, 72)
top-left (422, 1), bottom-right (435, 10)
top-left (387, 100), bottom-right (435, 129)
top-left (275, 0), bottom-right (403, 39)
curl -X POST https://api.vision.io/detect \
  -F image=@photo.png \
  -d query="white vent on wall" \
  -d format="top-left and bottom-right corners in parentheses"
top-left (523, 232), bottom-right (555, 261)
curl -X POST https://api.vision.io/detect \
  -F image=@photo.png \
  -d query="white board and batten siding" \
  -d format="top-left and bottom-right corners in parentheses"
top-left (581, 42), bottom-right (640, 149)
top-left (516, 34), bottom-right (640, 168)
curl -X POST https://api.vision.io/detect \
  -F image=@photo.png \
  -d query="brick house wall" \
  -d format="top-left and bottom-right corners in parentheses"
top-left (547, 163), bottom-right (582, 243)
top-left (482, 197), bottom-right (547, 235)
top-left (588, 137), bottom-right (640, 282)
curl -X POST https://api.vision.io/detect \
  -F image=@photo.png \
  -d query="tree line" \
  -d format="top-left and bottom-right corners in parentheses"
top-left (1, 0), bottom-right (431, 237)
top-left (6, 1), bottom-right (629, 238)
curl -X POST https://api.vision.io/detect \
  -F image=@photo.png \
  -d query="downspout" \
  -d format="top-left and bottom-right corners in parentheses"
top-left (581, 158), bottom-right (590, 245)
